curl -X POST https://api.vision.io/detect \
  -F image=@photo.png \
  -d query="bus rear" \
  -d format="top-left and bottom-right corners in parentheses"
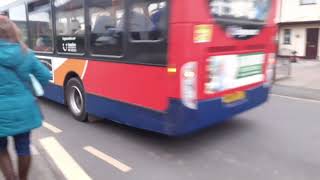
top-left (165, 0), bottom-right (277, 135)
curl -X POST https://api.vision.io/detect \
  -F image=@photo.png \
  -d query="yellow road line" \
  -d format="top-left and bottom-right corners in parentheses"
top-left (84, 146), bottom-right (132, 173)
top-left (43, 122), bottom-right (63, 134)
top-left (40, 137), bottom-right (92, 180)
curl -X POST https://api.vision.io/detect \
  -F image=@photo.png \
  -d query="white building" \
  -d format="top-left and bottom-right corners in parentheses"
top-left (278, 0), bottom-right (320, 60)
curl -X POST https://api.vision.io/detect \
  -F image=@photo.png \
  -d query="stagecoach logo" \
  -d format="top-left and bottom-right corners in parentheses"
top-left (62, 37), bottom-right (77, 53)
top-left (226, 26), bottom-right (260, 38)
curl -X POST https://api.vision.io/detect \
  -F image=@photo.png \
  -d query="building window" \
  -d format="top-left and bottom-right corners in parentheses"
top-left (88, 0), bottom-right (124, 56)
top-left (300, 0), bottom-right (316, 5)
top-left (283, 29), bottom-right (291, 44)
top-left (28, 0), bottom-right (53, 52)
top-left (55, 0), bottom-right (85, 54)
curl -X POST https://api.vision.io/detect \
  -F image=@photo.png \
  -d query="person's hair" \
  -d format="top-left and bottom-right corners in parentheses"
top-left (0, 15), bottom-right (27, 52)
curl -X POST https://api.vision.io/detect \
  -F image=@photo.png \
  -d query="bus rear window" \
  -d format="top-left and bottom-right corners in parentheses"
top-left (209, 0), bottom-right (271, 40)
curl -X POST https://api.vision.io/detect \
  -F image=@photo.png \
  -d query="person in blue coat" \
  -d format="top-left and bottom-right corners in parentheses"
top-left (0, 16), bottom-right (51, 180)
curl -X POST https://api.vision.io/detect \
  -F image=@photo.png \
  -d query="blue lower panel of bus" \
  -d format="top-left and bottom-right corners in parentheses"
top-left (43, 83), bottom-right (269, 136)
top-left (85, 85), bottom-right (270, 136)
top-left (43, 83), bottom-right (65, 104)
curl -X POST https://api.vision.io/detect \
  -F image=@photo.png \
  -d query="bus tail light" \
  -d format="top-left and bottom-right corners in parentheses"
top-left (181, 62), bottom-right (197, 109)
top-left (264, 53), bottom-right (276, 86)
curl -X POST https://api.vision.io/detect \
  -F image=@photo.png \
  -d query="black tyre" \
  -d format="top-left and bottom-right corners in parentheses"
top-left (65, 78), bottom-right (88, 122)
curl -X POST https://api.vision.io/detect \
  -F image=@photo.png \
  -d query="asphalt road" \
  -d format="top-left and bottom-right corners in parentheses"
top-left (33, 95), bottom-right (320, 180)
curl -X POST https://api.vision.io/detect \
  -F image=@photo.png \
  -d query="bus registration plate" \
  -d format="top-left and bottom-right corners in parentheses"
top-left (223, 91), bottom-right (246, 103)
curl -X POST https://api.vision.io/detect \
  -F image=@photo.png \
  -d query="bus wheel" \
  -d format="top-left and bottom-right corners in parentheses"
top-left (65, 78), bottom-right (88, 122)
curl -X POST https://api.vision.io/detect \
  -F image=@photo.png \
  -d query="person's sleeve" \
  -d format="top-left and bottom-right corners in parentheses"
top-left (28, 51), bottom-right (52, 86)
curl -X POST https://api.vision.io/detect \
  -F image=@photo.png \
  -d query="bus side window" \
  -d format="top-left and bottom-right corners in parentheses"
top-left (54, 0), bottom-right (85, 54)
top-left (0, 11), bottom-right (9, 17)
top-left (9, 4), bottom-right (29, 45)
top-left (28, 0), bottom-right (53, 52)
top-left (149, 2), bottom-right (167, 40)
top-left (126, 0), bottom-right (168, 66)
top-left (88, 0), bottom-right (124, 56)
top-left (129, 1), bottom-right (167, 41)
top-left (129, 7), bottom-right (153, 41)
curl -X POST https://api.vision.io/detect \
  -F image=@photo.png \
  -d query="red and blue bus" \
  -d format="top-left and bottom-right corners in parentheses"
top-left (1, 0), bottom-right (277, 136)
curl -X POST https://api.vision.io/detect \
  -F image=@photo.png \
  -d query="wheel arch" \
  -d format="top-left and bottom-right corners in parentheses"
top-left (63, 71), bottom-right (82, 103)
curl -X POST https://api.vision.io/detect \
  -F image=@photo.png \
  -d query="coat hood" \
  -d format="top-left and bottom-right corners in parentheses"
top-left (0, 40), bottom-right (24, 68)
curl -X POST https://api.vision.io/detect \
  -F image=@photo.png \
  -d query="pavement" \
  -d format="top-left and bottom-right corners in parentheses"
top-left (272, 59), bottom-right (320, 99)
top-left (0, 131), bottom-right (62, 180)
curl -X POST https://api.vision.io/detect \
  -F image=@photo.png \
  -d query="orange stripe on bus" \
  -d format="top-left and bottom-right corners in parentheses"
top-left (54, 59), bottom-right (87, 86)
